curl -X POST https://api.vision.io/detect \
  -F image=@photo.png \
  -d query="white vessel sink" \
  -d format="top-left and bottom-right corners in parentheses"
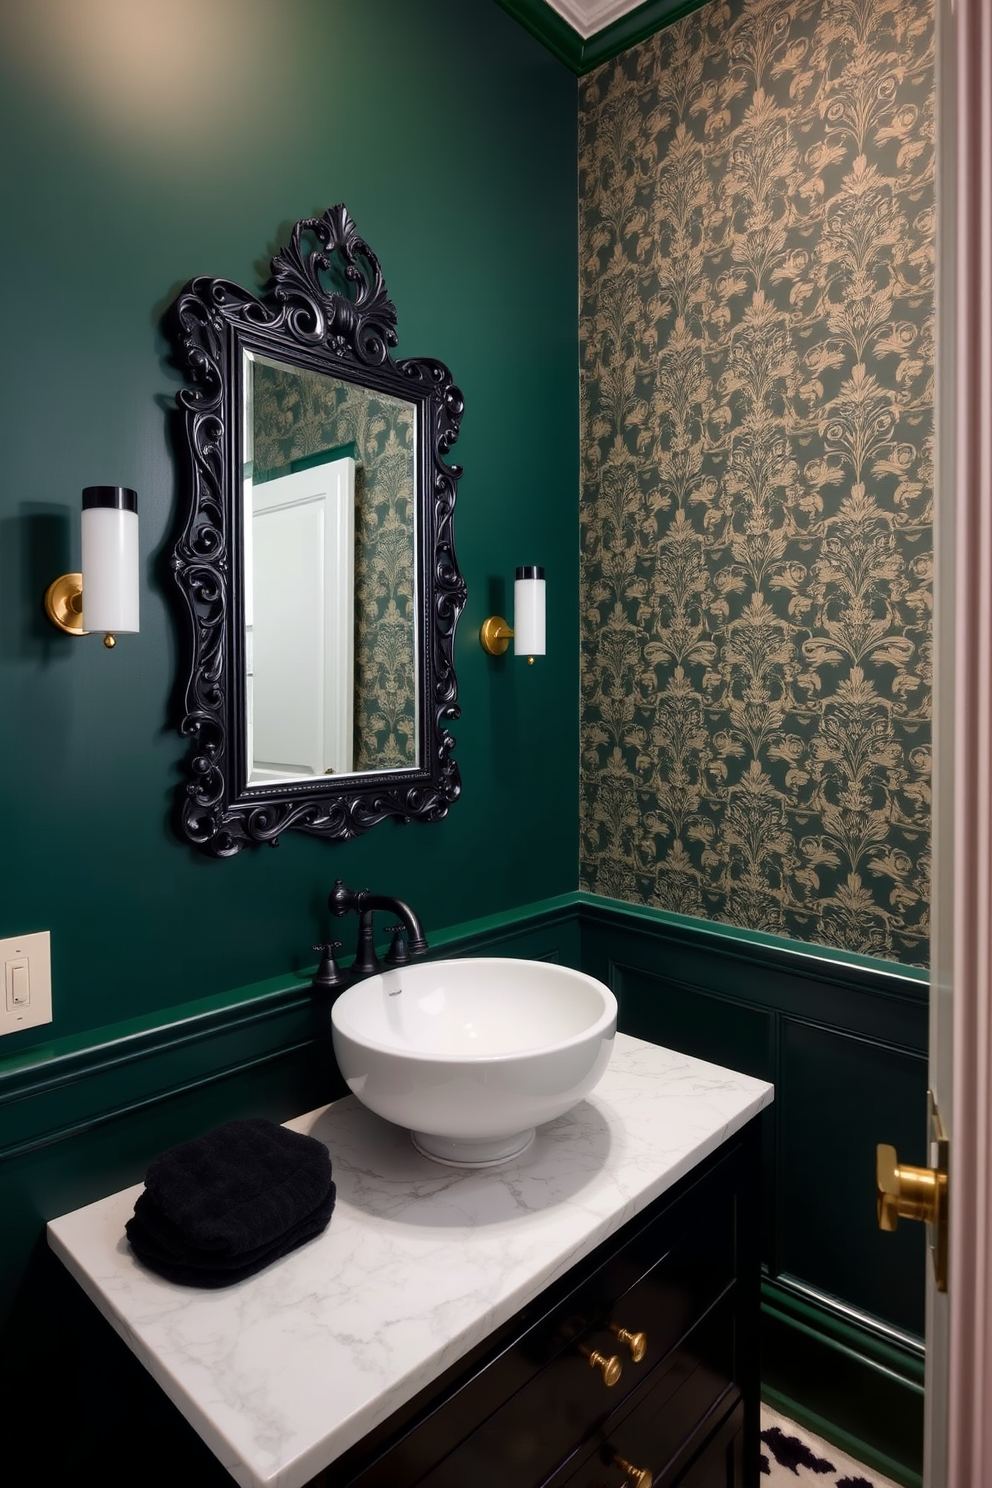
top-left (330, 957), bottom-right (617, 1166)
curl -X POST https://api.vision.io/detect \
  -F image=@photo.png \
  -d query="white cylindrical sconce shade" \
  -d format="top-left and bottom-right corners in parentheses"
top-left (513, 565), bottom-right (545, 658)
top-left (81, 486), bottom-right (139, 635)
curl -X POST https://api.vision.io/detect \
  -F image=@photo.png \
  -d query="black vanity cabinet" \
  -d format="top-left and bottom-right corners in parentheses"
top-left (318, 1121), bottom-right (761, 1488)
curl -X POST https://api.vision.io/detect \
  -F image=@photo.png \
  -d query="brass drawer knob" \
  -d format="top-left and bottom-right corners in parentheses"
top-left (610, 1324), bottom-right (647, 1362)
top-left (579, 1344), bottom-right (623, 1386)
top-left (614, 1454), bottom-right (653, 1487)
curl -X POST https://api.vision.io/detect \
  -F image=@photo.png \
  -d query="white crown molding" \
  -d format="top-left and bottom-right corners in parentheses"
top-left (541, 0), bottom-right (645, 41)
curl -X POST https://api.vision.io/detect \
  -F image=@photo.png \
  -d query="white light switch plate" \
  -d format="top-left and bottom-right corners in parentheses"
top-left (0, 931), bottom-right (52, 1036)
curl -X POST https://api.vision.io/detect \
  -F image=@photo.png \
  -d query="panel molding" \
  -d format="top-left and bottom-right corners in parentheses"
top-left (576, 891), bottom-right (928, 1007)
top-left (0, 897), bottom-right (583, 1165)
top-left (0, 984), bottom-right (319, 1161)
top-left (0, 889), bottom-right (920, 1163)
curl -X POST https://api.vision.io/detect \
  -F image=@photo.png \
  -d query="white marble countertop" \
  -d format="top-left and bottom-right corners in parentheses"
top-left (48, 1033), bottom-right (773, 1488)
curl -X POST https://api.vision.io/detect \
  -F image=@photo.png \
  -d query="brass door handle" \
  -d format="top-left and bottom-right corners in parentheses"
top-left (614, 1454), bottom-right (652, 1487)
top-left (876, 1143), bottom-right (943, 1230)
top-left (579, 1344), bottom-right (623, 1386)
top-left (609, 1324), bottom-right (648, 1362)
top-left (877, 1095), bottom-right (949, 1293)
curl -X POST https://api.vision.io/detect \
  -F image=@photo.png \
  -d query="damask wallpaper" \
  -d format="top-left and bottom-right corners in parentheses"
top-left (578, 0), bottom-right (934, 963)
top-left (252, 361), bottom-right (417, 772)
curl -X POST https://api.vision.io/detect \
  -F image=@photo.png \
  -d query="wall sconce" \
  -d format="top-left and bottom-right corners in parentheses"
top-left (480, 566), bottom-right (545, 665)
top-left (44, 487), bottom-right (139, 649)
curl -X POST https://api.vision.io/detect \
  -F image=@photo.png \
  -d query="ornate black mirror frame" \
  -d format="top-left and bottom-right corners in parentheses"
top-left (169, 206), bottom-right (466, 856)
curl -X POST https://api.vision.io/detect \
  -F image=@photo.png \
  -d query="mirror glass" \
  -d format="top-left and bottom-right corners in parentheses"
top-left (243, 352), bottom-right (418, 783)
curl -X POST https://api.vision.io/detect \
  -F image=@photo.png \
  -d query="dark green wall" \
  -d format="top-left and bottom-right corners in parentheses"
top-left (0, 0), bottom-right (579, 1047)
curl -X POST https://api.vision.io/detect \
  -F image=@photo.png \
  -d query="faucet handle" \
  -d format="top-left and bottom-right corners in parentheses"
top-left (384, 925), bottom-right (410, 966)
top-left (328, 880), bottom-right (351, 916)
top-left (311, 942), bottom-right (347, 992)
top-left (328, 881), bottom-right (369, 916)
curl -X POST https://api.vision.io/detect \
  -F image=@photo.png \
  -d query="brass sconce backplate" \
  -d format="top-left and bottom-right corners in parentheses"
top-left (480, 615), bottom-right (512, 656)
top-left (44, 573), bottom-right (88, 636)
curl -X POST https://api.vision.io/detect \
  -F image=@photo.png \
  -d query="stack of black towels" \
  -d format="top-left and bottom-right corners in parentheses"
top-left (125, 1118), bottom-right (336, 1287)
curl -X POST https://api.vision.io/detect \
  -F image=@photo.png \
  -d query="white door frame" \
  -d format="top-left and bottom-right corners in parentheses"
top-left (928, 1), bottom-right (992, 1483)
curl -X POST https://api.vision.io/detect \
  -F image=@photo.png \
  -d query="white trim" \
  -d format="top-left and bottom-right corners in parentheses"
top-left (542, 0), bottom-right (645, 41)
top-left (931, 1), bottom-right (992, 1484)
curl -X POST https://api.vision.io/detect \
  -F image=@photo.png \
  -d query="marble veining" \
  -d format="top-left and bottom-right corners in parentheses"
top-left (48, 1033), bottom-right (773, 1488)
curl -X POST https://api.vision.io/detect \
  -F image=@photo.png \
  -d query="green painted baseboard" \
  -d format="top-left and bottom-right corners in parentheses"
top-left (761, 1275), bottom-right (924, 1486)
top-left (762, 1390), bottom-right (921, 1488)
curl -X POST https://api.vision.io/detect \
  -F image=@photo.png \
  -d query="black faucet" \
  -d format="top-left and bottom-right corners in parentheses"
top-left (327, 880), bottom-right (428, 979)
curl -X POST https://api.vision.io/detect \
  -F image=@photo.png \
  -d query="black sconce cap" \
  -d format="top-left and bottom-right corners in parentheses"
top-left (82, 485), bottom-right (137, 512)
top-left (516, 565), bottom-right (545, 580)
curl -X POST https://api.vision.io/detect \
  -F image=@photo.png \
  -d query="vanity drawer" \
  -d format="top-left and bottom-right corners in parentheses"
top-left (554, 1304), bottom-right (740, 1488)
top-left (413, 1238), bottom-right (736, 1488)
top-left (600, 1194), bottom-right (736, 1380)
top-left (371, 1160), bottom-right (739, 1488)
top-left (561, 1400), bottom-right (746, 1488)
top-left (673, 1403), bottom-right (745, 1488)
top-left (330, 1131), bottom-right (759, 1488)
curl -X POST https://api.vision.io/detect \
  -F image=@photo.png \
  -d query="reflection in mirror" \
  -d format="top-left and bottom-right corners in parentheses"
top-left (244, 354), bottom-right (418, 783)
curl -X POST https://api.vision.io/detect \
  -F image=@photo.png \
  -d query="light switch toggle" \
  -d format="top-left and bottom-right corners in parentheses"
top-left (7, 959), bottom-right (30, 1008)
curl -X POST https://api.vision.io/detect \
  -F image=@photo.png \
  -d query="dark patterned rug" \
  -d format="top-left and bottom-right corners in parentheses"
top-left (760, 1407), bottom-right (899, 1488)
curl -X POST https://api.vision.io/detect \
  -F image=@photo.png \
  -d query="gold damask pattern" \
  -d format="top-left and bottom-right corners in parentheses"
top-left (252, 363), bottom-right (416, 771)
top-left (579, 0), bottom-right (934, 963)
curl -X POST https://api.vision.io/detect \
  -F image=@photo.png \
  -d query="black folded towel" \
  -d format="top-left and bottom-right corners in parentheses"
top-left (126, 1190), bottom-right (336, 1288)
top-left (125, 1118), bottom-right (335, 1287)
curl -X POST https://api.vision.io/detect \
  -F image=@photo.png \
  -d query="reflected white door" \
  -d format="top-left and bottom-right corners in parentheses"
top-left (926, 2), bottom-right (992, 1483)
top-left (249, 458), bottom-right (355, 780)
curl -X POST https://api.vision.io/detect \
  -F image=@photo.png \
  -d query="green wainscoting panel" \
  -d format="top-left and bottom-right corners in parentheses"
top-left (494, 0), bottom-right (712, 74)
top-left (577, 893), bottom-right (929, 1046)
top-left (574, 892), bottom-right (928, 1482)
top-left (0, 893), bottom-right (926, 1483)
top-left (613, 967), bottom-right (775, 1084)
top-left (423, 892), bottom-right (584, 968)
top-left (778, 1022), bottom-right (927, 1335)
top-left (0, 899), bottom-right (582, 1333)
top-left (0, 981), bottom-right (328, 1160)
top-left (612, 965), bottom-right (779, 1261)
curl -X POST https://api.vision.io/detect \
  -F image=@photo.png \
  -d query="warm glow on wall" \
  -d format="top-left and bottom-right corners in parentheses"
top-left (0, 0), bottom-right (278, 160)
